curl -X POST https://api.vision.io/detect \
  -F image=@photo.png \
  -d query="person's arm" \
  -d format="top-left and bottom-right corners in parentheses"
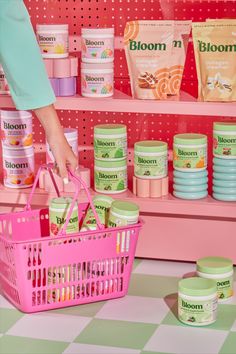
top-left (0, 0), bottom-right (77, 179)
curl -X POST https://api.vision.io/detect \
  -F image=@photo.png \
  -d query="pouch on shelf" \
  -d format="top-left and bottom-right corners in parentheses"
top-left (192, 22), bottom-right (236, 102)
top-left (124, 20), bottom-right (174, 100)
top-left (166, 20), bottom-right (192, 96)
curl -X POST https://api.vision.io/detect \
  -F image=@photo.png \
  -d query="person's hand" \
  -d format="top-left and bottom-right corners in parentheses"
top-left (34, 105), bottom-right (78, 182)
top-left (47, 133), bottom-right (78, 182)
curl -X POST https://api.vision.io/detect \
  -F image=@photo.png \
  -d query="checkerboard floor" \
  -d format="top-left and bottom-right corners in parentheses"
top-left (1, 259), bottom-right (236, 354)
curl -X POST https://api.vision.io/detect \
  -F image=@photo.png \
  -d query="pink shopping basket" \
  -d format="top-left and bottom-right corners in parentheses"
top-left (0, 165), bottom-right (142, 313)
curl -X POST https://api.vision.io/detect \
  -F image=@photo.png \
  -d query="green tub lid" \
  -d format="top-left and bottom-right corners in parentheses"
top-left (135, 140), bottom-right (168, 153)
top-left (179, 277), bottom-right (217, 296)
top-left (174, 134), bottom-right (207, 145)
top-left (197, 256), bottom-right (233, 274)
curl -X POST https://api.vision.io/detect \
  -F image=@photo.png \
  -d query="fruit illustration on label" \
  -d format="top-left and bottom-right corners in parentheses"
top-left (24, 173), bottom-right (34, 185)
top-left (23, 134), bottom-right (33, 147)
top-left (92, 52), bottom-right (97, 57)
top-left (10, 138), bottom-right (20, 146)
top-left (117, 180), bottom-right (125, 190)
top-left (1, 129), bottom-right (5, 141)
top-left (11, 177), bottom-right (21, 185)
top-left (50, 223), bottom-right (59, 235)
top-left (104, 185), bottom-right (112, 191)
top-left (196, 157), bottom-right (205, 168)
top-left (55, 44), bottom-right (65, 54)
top-left (102, 153), bottom-right (110, 158)
top-left (219, 292), bottom-right (225, 299)
top-left (188, 316), bottom-right (196, 323)
top-left (114, 148), bottom-right (123, 158)
top-left (144, 171), bottom-right (151, 176)
top-left (223, 148), bottom-right (231, 156)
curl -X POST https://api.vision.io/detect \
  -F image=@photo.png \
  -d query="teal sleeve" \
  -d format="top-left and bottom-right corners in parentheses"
top-left (0, 0), bottom-right (56, 110)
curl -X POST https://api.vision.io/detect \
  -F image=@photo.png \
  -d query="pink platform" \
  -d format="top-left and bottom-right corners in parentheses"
top-left (0, 0), bottom-right (236, 264)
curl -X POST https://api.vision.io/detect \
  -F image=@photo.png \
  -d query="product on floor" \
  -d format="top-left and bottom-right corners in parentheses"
top-left (173, 133), bottom-right (207, 171)
top-left (167, 20), bottom-right (192, 96)
top-left (1, 110), bottom-right (32, 147)
top-left (197, 256), bottom-right (234, 302)
top-left (94, 159), bottom-right (127, 194)
top-left (134, 140), bottom-right (168, 179)
top-left (192, 22), bottom-right (236, 102)
top-left (44, 56), bottom-right (78, 78)
top-left (178, 277), bottom-right (218, 326)
top-left (80, 195), bottom-right (114, 231)
top-left (124, 20), bottom-right (174, 100)
top-left (81, 28), bottom-right (114, 63)
top-left (46, 127), bottom-right (78, 163)
top-left (213, 122), bottom-right (236, 158)
top-left (108, 200), bottom-right (139, 227)
top-left (133, 175), bottom-right (169, 198)
top-left (50, 77), bottom-right (77, 96)
top-left (36, 24), bottom-right (69, 58)
top-left (81, 62), bottom-right (114, 98)
top-left (94, 124), bottom-right (127, 160)
top-left (2, 146), bottom-right (35, 188)
top-left (0, 65), bottom-right (9, 95)
top-left (49, 197), bottom-right (79, 236)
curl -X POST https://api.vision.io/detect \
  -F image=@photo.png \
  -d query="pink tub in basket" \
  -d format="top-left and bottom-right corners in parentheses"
top-left (0, 165), bottom-right (141, 313)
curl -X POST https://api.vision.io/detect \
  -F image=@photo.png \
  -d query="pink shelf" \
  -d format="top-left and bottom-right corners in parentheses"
top-left (1, 90), bottom-right (236, 117)
top-left (0, 183), bottom-right (235, 220)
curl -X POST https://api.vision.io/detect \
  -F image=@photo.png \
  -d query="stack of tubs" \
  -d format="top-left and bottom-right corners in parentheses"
top-left (213, 122), bottom-right (236, 202)
top-left (173, 133), bottom-right (208, 200)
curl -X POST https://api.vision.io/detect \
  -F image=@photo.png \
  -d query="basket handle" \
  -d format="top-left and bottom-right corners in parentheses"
top-left (24, 164), bottom-right (61, 211)
top-left (58, 169), bottom-right (104, 235)
top-left (24, 164), bottom-right (104, 233)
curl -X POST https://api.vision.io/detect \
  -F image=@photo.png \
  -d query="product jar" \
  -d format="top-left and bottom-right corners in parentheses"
top-left (46, 128), bottom-right (78, 163)
top-left (81, 28), bottom-right (114, 63)
top-left (1, 110), bottom-right (32, 147)
top-left (36, 24), bottom-right (69, 59)
top-left (197, 256), bottom-right (234, 302)
top-left (80, 195), bottom-right (114, 231)
top-left (213, 122), bottom-right (236, 158)
top-left (2, 146), bottom-right (35, 188)
top-left (81, 62), bottom-right (114, 98)
top-left (173, 134), bottom-right (208, 171)
top-left (134, 140), bottom-right (168, 179)
top-left (94, 124), bottom-right (127, 160)
top-left (49, 197), bottom-right (79, 236)
top-left (94, 159), bottom-right (127, 194)
top-left (178, 277), bottom-right (218, 326)
top-left (108, 200), bottom-right (139, 228)
top-left (0, 65), bottom-right (9, 95)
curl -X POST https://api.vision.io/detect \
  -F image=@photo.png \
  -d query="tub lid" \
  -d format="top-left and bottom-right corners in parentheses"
top-left (63, 128), bottom-right (78, 139)
top-left (95, 159), bottom-right (127, 168)
top-left (174, 134), bottom-right (207, 145)
top-left (50, 197), bottom-right (77, 209)
top-left (94, 124), bottom-right (127, 135)
top-left (0, 110), bottom-right (32, 119)
top-left (82, 27), bottom-right (114, 35)
top-left (214, 122), bottom-right (236, 131)
top-left (36, 24), bottom-right (68, 31)
top-left (111, 200), bottom-right (139, 217)
top-left (135, 140), bottom-right (168, 153)
top-left (93, 195), bottom-right (114, 205)
top-left (178, 277), bottom-right (217, 296)
top-left (81, 62), bottom-right (114, 70)
top-left (197, 256), bottom-right (233, 274)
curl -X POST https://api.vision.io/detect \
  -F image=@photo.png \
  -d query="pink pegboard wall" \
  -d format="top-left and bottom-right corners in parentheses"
top-left (25, 0), bottom-right (236, 96)
top-left (23, 0), bottom-right (236, 192)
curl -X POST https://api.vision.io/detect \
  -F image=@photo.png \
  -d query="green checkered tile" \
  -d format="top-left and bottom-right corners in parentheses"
top-left (52, 300), bottom-right (107, 317)
top-left (128, 274), bottom-right (180, 298)
top-left (162, 302), bottom-right (236, 331)
top-left (0, 309), bottom-right (23, 333)
top-left (219, 332), bottom-right (236, 354)
top-left (75, 319), bottom-right (158, 349)
top-left (0, 335), bottom-right (69, 354)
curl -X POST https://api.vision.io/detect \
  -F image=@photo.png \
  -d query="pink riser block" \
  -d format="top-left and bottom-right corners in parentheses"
top-left (44, 56), bottom-right (78, 78)
top-left (39, 167), bottom-right (91, 193)
top-left (133, 176), bottom-right (169, 198)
